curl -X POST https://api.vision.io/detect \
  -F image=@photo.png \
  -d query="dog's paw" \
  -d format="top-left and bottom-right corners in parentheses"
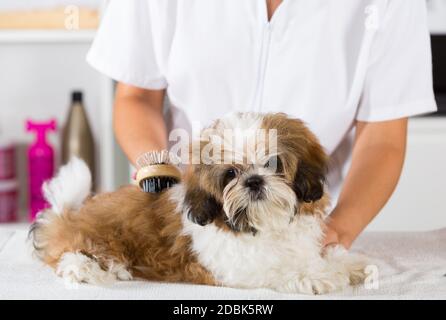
top-left (276, 273), bottom-right (350, 295)
top-left (345, 256), bottom-right (369, 286)
top-left (108, 261), bottom-right (133, 281)
top-left (323, 245), bottom-right (369, 286)
top-left (301, 276), bottom-right (349, 295)
top-left (56, 252), bottom-right (115, 285)
top-left (56, 252), bottom-right (132, 285)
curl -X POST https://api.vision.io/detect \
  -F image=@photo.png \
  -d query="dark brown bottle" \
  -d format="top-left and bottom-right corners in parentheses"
top-left (62, 91), bottom-right (96, 188)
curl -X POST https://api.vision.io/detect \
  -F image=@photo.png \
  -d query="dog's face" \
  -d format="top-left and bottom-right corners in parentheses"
top-left (182, 113), bottom-right (328, 234)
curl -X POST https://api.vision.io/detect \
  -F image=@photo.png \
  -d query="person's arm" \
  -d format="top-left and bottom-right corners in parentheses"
top-left (113, 83), bottom-right (168, 166)
top-left (323, 118), bottom-right (408, 249)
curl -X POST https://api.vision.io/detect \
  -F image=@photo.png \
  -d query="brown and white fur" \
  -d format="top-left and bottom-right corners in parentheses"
top-left (29, 112), bottom-right (368, 294)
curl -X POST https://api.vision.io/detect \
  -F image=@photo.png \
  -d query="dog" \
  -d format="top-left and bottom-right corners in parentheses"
top-left (29, 112), bottom-right (368, 294)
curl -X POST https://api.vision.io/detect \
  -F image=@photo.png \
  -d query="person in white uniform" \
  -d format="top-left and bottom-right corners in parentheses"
top-left (87, 0), bottom-right (437, 249)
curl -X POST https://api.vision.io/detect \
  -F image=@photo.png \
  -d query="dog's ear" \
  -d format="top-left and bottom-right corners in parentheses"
top-left (257, 113), bottom-right (328, 203)
top-left (290, 120), bottom-right (328, 203)
top-left (182, 142), bottom-right (225, 226)
top-left (293, 160), bottom-right (326, 203)
top-left (184, 187), bottom-right (223, 226)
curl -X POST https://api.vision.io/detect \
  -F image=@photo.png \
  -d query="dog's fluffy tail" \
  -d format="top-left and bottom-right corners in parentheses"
top-left (42, 157), bottom-right (92, 214)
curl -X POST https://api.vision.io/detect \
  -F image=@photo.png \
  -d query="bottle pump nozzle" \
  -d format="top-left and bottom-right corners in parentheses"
top-left (26, 119), bottom-right (57, 143)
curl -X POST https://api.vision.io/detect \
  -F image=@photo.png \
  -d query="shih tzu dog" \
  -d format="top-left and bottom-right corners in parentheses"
top-left (29, 112), bottom-right (368, 294)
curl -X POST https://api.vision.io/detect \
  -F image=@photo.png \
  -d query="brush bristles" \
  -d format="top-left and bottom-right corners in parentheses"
top-left (136, 150), bottom-right (173, 169)
top-left (136, 150), bottom-right (181, 193)
top-left (140, 177), bottom-right (179, 193)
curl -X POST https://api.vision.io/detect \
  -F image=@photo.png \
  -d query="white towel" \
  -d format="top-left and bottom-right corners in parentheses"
top-left (0, 226), bottom-right (445, 300)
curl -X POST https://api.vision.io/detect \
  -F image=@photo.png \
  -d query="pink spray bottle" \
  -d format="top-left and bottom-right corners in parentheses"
top-left (26, 119), bottom-right (57, 221)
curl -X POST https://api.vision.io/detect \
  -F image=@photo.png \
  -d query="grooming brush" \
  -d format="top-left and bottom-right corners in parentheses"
top-left (135, 150), bottom-right (182, 193)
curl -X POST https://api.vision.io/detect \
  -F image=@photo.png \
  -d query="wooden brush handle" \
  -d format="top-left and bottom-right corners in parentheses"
top-left (136, 164), bottom-right (182, 184)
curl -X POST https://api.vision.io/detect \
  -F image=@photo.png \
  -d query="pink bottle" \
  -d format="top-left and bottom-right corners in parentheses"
top-left (26, 119), bottom-right (57, 221)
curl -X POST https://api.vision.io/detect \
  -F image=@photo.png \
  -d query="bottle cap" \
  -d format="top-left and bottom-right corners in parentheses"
top-left (72, 91), bottom-right (83, 103)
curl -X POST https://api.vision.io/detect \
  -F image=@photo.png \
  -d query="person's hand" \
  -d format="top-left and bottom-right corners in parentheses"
top-left (321, 223), bottom-right (340, 248)
top-left (322, 216), bottom-right (354, 250)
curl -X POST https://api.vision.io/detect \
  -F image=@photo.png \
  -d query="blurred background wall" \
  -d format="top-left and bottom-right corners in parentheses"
top-left (0, 0), bottom-right (128, 223)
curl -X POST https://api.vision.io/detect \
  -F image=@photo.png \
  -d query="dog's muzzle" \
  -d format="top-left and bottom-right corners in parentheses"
top-left (244, 175), bottom-right (265, 200)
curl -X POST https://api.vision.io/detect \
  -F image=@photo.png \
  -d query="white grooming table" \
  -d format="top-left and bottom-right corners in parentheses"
top-left (0, 224), bottom-right (445, 300)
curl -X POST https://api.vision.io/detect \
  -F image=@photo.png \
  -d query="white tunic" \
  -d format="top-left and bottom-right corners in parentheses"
top-left (87, 0), bottom-right (437, 200)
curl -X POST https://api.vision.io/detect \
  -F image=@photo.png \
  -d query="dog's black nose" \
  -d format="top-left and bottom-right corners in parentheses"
top-left (245, 175), bottom-right (264, 191)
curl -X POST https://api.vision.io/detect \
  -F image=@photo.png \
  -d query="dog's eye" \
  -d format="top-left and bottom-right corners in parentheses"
top-left (223, 168), bottom-right (237, 186)
top-left (225, 168), bottom-right (237, 179)
top-left (264, 156), bottom-right (283, 173)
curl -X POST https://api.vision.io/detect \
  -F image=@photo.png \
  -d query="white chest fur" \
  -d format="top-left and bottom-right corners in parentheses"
top-left (182, 214), bottom-right (325, 289)
top-left (171, 185), bottom-right (367, 294)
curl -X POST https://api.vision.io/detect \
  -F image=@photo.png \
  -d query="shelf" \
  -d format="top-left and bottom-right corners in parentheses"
top-left (0, 30), bottom-right (96, 44)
